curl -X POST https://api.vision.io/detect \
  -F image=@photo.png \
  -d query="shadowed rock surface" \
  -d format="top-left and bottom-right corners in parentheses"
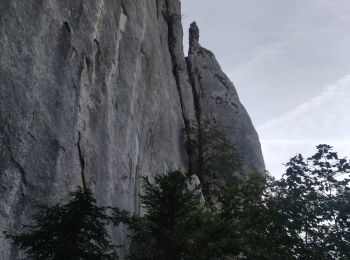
top-left (0, 1), bottom-right (264, 258)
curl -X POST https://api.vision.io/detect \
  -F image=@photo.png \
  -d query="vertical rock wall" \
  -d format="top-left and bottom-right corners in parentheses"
top-left (0, 1), bottom-right (264, 259)
top-left (0, 0), bottom-right (188, 258)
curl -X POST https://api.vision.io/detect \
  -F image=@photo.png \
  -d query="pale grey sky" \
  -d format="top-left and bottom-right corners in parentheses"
top-left (181, 0), bottom-right (350, 177)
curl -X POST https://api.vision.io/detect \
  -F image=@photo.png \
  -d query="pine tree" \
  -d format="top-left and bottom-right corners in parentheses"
top-left (126, 170), bottom-right (216, 260)
top-left (5, 187), bottom-right (117, 260)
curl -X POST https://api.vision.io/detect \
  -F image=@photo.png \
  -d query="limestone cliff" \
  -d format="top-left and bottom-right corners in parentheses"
top-left (0, 0), bottom-right (264, 258)
top-left (187, 22), bottom-right (265, 174)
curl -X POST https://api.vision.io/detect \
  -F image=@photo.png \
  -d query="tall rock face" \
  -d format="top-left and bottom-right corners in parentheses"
top-left (187, 22), bottom-right (265, 174)
top-left (0, 0), bottom-right (264, 259)
top-left (0, 0), bottom-right (189, 258)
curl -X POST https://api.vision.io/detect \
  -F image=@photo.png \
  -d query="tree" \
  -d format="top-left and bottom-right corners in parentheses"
top-left (125, 170), bottom-right (204, 260)
top-left (333, 188), bottom-right (350, 258)
top-left (5, 187), bottom-right (117, 260)
top-left (217, 172), bottom-right (278, 259)
top-left (124, 170), bottom-right (235, 260)
top-left (184, 121), bottom-right (242, 200)
top-left (310, 144), bottom-right (350, 259)
top-left (258, 145), bottom-right (350, 259)
top-left (214, 145), bottom-right (350, 259)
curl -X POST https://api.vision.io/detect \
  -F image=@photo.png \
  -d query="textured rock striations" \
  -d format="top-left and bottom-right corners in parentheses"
top-left (187, 22), bottom-right (265, 174)
top-left (0, 1), bottom-right (264, 258)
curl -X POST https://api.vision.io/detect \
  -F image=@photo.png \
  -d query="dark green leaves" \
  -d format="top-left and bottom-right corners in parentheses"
top-left (184, 121), bottom-right (242, 202)
top-left (6, 144), bottom-right (350, 259)
top-left (260, 145), bottom-right (350, 259)
top-left (126, 171), bottom-right (208, 260)
top-left (5, 187), bottom-right (117, 260)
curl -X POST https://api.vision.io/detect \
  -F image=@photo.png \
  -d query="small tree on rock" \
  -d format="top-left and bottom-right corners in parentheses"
top-left (184, 120), bottom-right (242, 201)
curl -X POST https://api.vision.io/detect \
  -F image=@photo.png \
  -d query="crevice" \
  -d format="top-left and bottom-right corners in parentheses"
top-left (186, 58), bottom-right (204, 182)
top-left (94, 39), bottom-right (102, 60)
top-left (164, 0), bottom-right (193, 174)
top-left (72, 47), bottom-right (78, 55)
top-left (77, 132), bottom-right (86, 189)
top-left (187, 23), bottom-right (202, 126)
top-left (156, 0), bottom-right (160, 19)
top-left (187, 22), bottom-right (207, 182)
top-left (140, 46), bottom-right (147, 57)
top-left (26, 131), bottom-right (36, 140)
top-left (121, 0), bottom-right (128, 17)
top-left (186, 58), bottom-right (201, 125)
top-left (85, 56), bottom-right (93, 85)
top-left (63, 21), bottom-right (71, 33)
top-left (59, 145), bottom-right (67, 156)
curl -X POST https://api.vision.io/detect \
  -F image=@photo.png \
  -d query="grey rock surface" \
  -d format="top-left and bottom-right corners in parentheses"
top-left (0, 1), bottom-right (264, 259)
top-left (187, 22), bottom-right (265, 175)
top-left (0, 1), bottom-right (187, 258)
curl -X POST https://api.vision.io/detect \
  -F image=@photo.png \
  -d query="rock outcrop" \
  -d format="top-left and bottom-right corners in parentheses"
top-left (0, 0), bottom-right (264, 258)
top-left (187, 22), bottom-right (265, 174)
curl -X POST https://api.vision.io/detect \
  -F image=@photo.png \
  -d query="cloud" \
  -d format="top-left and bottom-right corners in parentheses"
top-left (228, 42), bottom-right (287, 81)
top-left (258, 74), bottom-right (350, 132)
top-left (258, 74), bottom-right (350, 177)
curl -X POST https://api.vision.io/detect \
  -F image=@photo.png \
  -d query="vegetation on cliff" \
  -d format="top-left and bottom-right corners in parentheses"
top-left (5, 125), bottom-right (350, 259)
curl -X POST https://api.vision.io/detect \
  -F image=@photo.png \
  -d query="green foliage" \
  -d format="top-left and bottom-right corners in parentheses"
top-left (124, 170), bottom-right (242, 260)
top-left (211, 145), bottom-right (350, 259)
top-left (238, 144), bottom-right (350, 259)
top-left (276, 144), bottom-right (350, 259)
top-left (5, 144), bottom-right (350, 260)
top-left (125, 170), bottom-right (204, 260)
top-left (5, 187), bottom-right (117, 260)
top-left (184, 121), bottom-right (242, 199)
top-left (123, 144), bottom-right (350, 259)
top-left (217, 173), bottom-right (272, 259)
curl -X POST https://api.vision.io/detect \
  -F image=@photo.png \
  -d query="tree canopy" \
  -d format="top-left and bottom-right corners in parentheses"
top-left (230, 144), bottom-right (350, 259)
top-left (5, 187), bottom-right (117, 260)
top-left (6, 144), bottom-right (350, 260)
top-left (125, 170), bottom-right (209, 260)
top-left (184, 121), bottom-right (243, 201)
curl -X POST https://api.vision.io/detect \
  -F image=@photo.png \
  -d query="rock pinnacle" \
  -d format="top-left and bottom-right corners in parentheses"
top-left (189, 22), bottom-right (200, 47)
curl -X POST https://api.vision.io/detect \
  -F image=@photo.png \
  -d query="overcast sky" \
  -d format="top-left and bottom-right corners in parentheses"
top-left (181, 0), bottom-right (350, 177)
